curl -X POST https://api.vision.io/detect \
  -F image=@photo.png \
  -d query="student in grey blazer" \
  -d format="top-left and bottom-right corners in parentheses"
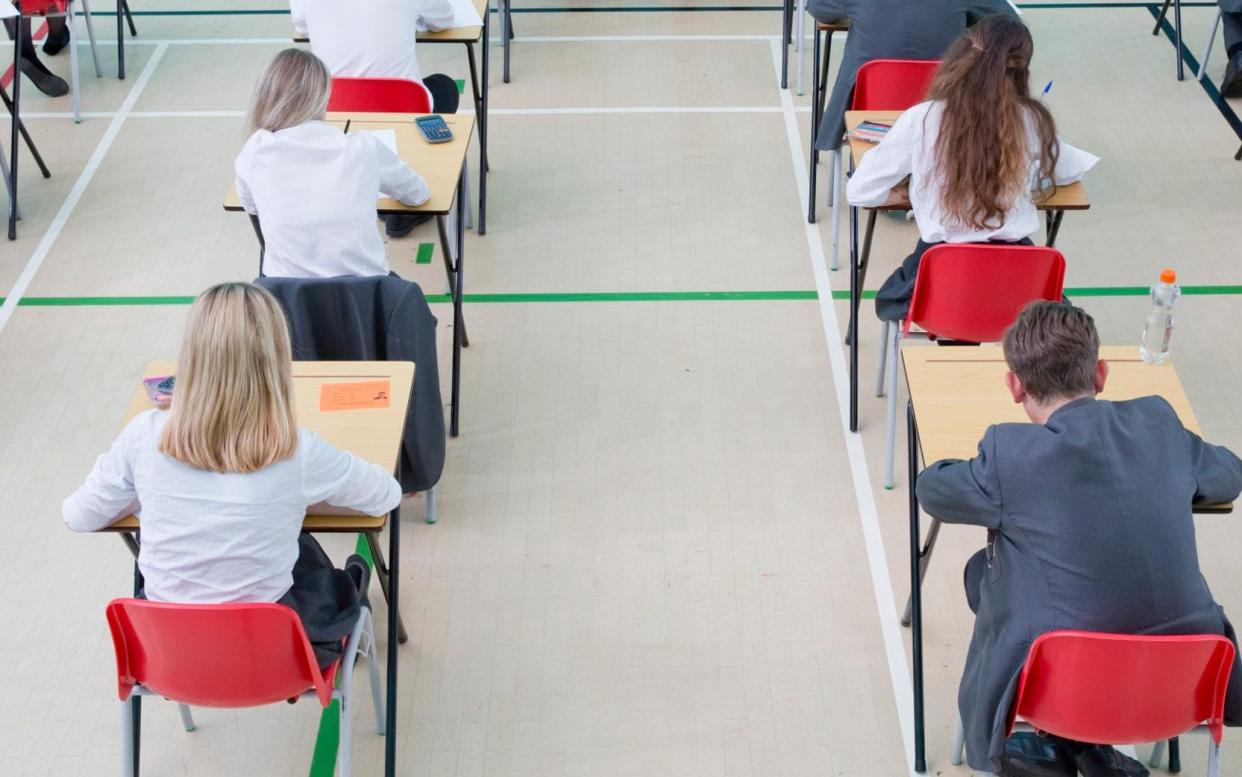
top-left (917, 302), bottom-right (1242, 774)
top-left (807, 0), bottom-right (1017, 152)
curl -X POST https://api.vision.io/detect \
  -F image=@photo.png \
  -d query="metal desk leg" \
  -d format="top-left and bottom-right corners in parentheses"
top-left (1153, 0), bottom-right (1170, 35)
top-left (848, 200), bottom-right (859, 432)
top-left (1045, 210), bottom-right (1065, 248)
top-left (384, 505), bottom-right (400, 777)
top-left (363, 532), bottom-right (409, 644)
top-left (908, 401), bottom-right (926, 773)
top-left (1168, 737), bottom-right (1181, 772)
top-left (116, 0), bottom-right (125, 79)
top-left (131, 555), bottom-right (144, 776)
top-left (436, 215), bottom-right (469, 348)
top-left (780, 0), bottom-right (791, 89)
top-left (451, 168), bottom-right (465, 437)
top-left (1174, 0), bottom-right (1184, 81)
top-left (901, 518), bottom-right (941, 627)
top-left (479, 11), bottom-right (489, 233)
top-left (8, 20), bottom-right (23, 241)
top-left (502, 0), bottom-right (511, 84)
top-left (0, 86), bottom-right (51, 178)
top-left (808, 27), bottom-right (820, 224)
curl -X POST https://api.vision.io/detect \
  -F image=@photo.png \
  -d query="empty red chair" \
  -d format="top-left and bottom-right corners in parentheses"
top-left (951, 631), bottom-right (1235, 776)
top-left (819, 59), bottom-right (940, 269)
top-left (106, 599), bottom-right (383, 777)
top-left (877, 243), bottom-right (1065, 487)
top-left (327, 76), bottom-right (432, 114)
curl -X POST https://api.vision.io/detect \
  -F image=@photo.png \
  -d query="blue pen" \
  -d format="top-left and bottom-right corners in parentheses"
top-left (1040, 80), bottom-right (1053, 101)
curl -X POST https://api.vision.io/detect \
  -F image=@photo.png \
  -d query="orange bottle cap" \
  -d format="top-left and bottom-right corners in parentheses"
top-left (1160, 268), bottom-right (1176, 284)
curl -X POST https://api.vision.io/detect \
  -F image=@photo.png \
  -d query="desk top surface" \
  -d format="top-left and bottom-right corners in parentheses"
top-left (843, 110), bottom-right (1090, 211)
top-left (223, 113), bottom-right (475, 216)
top-left (105, 360), bottom-right (414, 533)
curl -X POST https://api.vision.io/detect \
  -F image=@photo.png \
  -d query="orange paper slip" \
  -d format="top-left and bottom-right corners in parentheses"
top-left (320, 380), bottom-right (392, 412)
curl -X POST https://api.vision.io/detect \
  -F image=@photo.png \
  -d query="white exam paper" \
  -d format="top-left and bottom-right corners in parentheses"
top-left (362, 129), bottom-right (399, 156)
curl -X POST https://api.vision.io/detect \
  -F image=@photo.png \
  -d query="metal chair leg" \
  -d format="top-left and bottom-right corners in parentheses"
top-left (829, 149), bottom-right (841, 270)
top-left (874, 320), bottom-right (890, 398)
top-left (67, 8), bottom-right (81, 123)
top-left (177, 704), bottom-right (195, 732)
top-left (365, 609), bottom-right (385, 734)
top-left (425, 487), bottom-right (437, 525)
top-left (120, 699), bottom-right (136, 777)
top-left (1149, 739), bottom-right (1166, 768)
top-left (1197, 9), bottom-right (1222, 81)
top-left (949, 715), bottom-right (966, 766)
top-left (80, 0), bottom-right (104, 77)
top-left (1153, 0), bottom-right (1171, 35)
top-left (883, 325), bottom-right (899, 488)
top-left (794, 0), bottom-right (806, 96)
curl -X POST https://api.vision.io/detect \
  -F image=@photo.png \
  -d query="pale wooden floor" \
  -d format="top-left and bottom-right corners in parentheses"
top-left (1, 2), bottom-right (1241, 775)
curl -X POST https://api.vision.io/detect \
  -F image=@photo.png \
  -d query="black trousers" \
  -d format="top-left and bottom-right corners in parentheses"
top-left (277, 533), bottom-right (364, 668)
top-left (423, 73), bottom-right (460, 115)
top-left (1224, 6), bottom-right (1242, 57)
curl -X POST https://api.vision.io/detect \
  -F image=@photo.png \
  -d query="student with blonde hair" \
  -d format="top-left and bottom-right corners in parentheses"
top-left (64, 282), bottom-right (402, 667)
top-left (234, 48), bottom-right (431, 279)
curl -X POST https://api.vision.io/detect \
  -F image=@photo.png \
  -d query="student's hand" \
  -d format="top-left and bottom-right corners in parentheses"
top-left (881, 180), bottom-right (910, 207)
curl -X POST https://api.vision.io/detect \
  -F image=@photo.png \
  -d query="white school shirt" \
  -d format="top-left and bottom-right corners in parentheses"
top-left (845, 101), bottom-right (1100, 244)
top-left (290, 0), bottom-right (456, 105)
top-left (63, 410), bottom-right (402, 604)
top-left (234, 120), bottom-right (429, 278)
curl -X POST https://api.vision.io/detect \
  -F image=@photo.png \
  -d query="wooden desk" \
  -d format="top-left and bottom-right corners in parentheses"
top-left (840, 109), bottom-right (1093, 436)
top-left (223, 113), bottom-right (471, 437)
top-left (900, 346), bottom-right (1231, 772)
top-left (292, 0), bottom-right (508, 233)
top-left (102, 361), bottom-right (413, 777)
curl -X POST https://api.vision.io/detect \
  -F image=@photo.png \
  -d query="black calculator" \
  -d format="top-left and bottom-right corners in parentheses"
top-left (415, 115), bottom-right (453, 143)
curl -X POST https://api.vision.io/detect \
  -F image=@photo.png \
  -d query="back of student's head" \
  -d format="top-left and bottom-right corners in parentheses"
top-left (927, 15), bottom-right (1059, 231)
top-left (1003, 301), bottom-right (1099, 402)
top-left (248, 48), bottom-right (331, 134)
top-left (159, 282), bottom-right (297, 473)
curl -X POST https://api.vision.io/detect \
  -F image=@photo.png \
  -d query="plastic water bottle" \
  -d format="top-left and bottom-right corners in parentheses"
top-left (1140, 268), bottom-right (1180, 365)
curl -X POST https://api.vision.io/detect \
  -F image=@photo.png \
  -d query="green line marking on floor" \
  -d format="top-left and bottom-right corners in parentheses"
top-left (307, 700), bottom-right (341, 777)
top-left (454, 79), bottom-right (465, 95)
top-left (4, 286), bottom-right (1242, 308)
top-left (416, 243), bottom-right (435, 265)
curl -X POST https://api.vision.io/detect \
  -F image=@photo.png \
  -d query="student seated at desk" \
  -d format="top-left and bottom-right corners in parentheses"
top-left (62, 283), bottom-right (402, 668)
top-left (845, 15), bottom-right (1099, 323)
top-left (807, 0), bottom-right (1017, 156)
top-left (234, 49), bottom-right (431, 279)
top-left (290, 0), bottom-right (462, 237)
top-left (917, 301), bottom-right (1242, 776)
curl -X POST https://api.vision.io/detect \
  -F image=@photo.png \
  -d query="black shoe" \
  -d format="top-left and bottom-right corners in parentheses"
top-left (1073, 745), bottom-right (1149, 777)
top-left (384, 213), bottom-right (432, 237)
top-left (344, 554), bottom-right (371, 606)
top-left (19, 59), bottom-right (69, 97)
top-left (1222, 52), bottom-right (1242, 99)
top-left (998, 732), bottom-right (1077, 777)
top-left (42, 25), bottom-right (71, 56)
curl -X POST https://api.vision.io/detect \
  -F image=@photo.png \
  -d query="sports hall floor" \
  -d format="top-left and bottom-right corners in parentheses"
top-left (2, 1), bottom-right (1241, 775)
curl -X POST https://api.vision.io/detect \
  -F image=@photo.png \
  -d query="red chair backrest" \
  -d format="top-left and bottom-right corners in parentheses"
top-left (1010, 630), bottom-right (1236, 745)
top-left (18, 0), bottom-right (68, 16)
top-left (105, 599), bottom-right (335, 709)
top-left (904, 244), bottom-right (1065, 342)
top-left (327, 77), bottom-right (432, 114)
top-left (850, 60), bottom-right (939, 111)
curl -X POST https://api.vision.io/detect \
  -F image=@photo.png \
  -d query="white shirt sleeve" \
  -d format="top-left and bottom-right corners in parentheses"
top-left (1050, 138), bottom-right (1100, 185)
top-left (290, 0), bottom-right (307, 34)
top-left (418, 0), bottom-right (457, 32)
top-left (372, 136), bottom-right (431, 206)
top-left (845, 109), bottom-right (918, 208)
top-left (301, 430), bottom-right (403, 515)
top-left (63, 412), bottom-right (149, 532)
top-left (234, 140), bottom-right (259, 215)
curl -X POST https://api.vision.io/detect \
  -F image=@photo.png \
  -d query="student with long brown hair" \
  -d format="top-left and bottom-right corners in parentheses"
top-left (63, 283), bottom-right (402, 667)
top-left (846, 14), bottom-right (1099, 323)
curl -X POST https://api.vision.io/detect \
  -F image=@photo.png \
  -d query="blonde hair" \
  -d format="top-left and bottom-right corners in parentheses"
top-left (248, 48), bottom-right (331, 133)
top-left (159, 283), bottom-right (298, 473)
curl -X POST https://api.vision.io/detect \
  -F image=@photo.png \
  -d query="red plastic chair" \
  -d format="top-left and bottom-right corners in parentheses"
top-left (951, 631), bottom-right (1235, 776)
top-left (327, 76), bottom-right (432, 114)
top-left (821, 59), bottom-right (939, 269)
top-left (878, 244), bottom-right (1065, 488)
top-left (106, 599), bottom-right (383, 777)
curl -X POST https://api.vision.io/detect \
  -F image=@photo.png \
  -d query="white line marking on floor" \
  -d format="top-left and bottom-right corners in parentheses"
top-left (768, 37), bottom-right (921, 776)
top-left (0, 43), bottom-right (169, 336)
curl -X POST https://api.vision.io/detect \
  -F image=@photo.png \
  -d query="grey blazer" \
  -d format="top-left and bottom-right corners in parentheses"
top-left (917, 396), bottom-right (1242, 772)
top-left (807, 0), bottom-right (1017, 151)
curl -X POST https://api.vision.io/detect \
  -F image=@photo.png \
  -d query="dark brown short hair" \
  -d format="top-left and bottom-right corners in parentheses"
top-left (1002, 301), bottom-right (1099, 402)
